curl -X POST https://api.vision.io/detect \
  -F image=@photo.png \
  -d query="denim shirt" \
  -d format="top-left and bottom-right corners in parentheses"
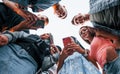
top-left (89, 0), bottom-right (120, 14)
top-left (3, 31), bottom-right (30, 43)
top-left (10, 0), bottom-right (61, 12)
top-left (58, 52), bottom-right (101, 74)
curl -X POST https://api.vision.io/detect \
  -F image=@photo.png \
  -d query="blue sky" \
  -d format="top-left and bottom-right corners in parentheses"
top-left (30, 0), bottom-right (91, 48)
top-left (12, 0), bottom-right (102, 71)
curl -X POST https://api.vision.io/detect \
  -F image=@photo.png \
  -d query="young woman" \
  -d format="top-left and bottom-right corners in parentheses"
top-left (67, 26), bottom-right (120, 74)
top-left (57, 36), bottom-right (101, 74)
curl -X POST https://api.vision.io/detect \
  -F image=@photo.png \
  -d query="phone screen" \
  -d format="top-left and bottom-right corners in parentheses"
top-left (63, 37), bottom-right (72, 47)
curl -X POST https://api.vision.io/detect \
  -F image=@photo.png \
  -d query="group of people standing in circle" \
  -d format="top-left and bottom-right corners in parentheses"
top-left (0, 0), bottom-right (120, 74)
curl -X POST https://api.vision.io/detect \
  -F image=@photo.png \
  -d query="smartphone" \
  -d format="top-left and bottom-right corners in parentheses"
top-left (34, 20), bottom-right (45, 28)
top-left (63, 37), bottom-right (73, 47)
top-left (49, 33), bottom-right (54, 44)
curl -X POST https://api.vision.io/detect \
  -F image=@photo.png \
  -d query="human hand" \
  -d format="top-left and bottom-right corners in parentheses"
top-left (37, 14), bottom-right (49, 25)
top-left (67, 42), bottom-right (85, 54)
top-left (84, 14), bottom-right (90, 21)
top-left (23, 11), bottom-right (38, 21)
top-left (0, 34), bottom-right (8, 46)
top-left (50, 44), bottom-right (60, 54)
top-left (16, 8), bottom-right (38, 22)
top-left (2, 0), bottom-right (38, 21)
top-left (10, 20), bottom-right (40, 32)
top-left (60, 44), bottom-right (74, 60)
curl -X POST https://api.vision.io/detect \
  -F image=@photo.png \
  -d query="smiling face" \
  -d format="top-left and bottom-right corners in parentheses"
top-left (40, 33), bottom-right (54, 44)
top-left (40, 33), bottom-right (50, 40)
top-left (53, 4), bottom-right (67, 19)
top-left (80, 27), bottom-right (90, 40)
top-left (79, 26), bottom-right (95, 44)
top-left (72, 13), bottom-right (85, 25)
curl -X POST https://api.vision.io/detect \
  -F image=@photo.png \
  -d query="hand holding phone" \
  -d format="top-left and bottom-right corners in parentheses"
top-left (63, 37), bottom-right (73, 47)
top-left (34, 20), bottom-right (45, 28)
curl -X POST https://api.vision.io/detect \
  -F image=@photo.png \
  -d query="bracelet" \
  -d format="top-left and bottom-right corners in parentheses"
top-left (83, 49), bottom-right (89, 57)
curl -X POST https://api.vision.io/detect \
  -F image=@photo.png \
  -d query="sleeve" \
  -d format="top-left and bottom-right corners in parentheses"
top-left (3, 31), bottom-right (30, 43)
top-left (31, 0), bottom-right (61, 12)
top-left (9, 0), bottom-right (29, 7)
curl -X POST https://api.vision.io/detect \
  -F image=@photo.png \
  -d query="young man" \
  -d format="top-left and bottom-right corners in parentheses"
top-left (0, 31), bottom-right (58, 74)
top-left (72, 0), bottom-right (120, 35)
top-left (39, 33), bottom-right (62, 74)
top-left (71, 0), bottom-right (120, 53)
top-left (0, 0), bottom-right (67, 32)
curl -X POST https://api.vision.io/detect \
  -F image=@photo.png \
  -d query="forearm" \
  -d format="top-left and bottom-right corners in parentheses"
top-left (9, 25), bottom-right (22, 32)
top-left (2, 0), bottom-right (20, 14)
top-left (57, 55), bottom-right (65, 73)
top-left (2, 0), bottom-right (28, 20)
top-left (3, 31), bottom-right (29, 42)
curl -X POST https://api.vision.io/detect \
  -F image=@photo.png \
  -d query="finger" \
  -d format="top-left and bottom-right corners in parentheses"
top-left (30, 26), bottom-right (40, 30)
top-left (68, 52), bottom-right (74, 55)
top-left (21, 20), bottom-right (34, 29)
top-left (25, 11), bottom-right (34, 21)
top-left (20, 10), bottom-right (30, 20)
top-left (66, 48), bottom-right (73, 53)
top-left (50, 48), bottom-right (54, 54)
top-left (32, 13), bottom-right (38, 21)
top-left (28, 14), bottom-right (34, 21)
top-left (66, 49), bottom-right (74, 55)
top-left (25, 20), bottom-right (36, 27)
top-left (28, 20), bottom-right (36, 26)
top-left (28, 12), bottom-right (38, 21)
top-left (51, 47), bottom-right (56, 53)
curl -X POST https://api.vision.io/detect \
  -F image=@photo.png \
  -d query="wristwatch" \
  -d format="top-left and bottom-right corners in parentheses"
top-left (83, 49), bottom-right (89, 57)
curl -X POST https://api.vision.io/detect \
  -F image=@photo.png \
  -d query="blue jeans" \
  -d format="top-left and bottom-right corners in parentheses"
top-left (0, 44), bottom-right (37, 74)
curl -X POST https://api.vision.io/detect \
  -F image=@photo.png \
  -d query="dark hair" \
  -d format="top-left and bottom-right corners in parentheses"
top-left (71, 15), bottom-right (77, 25)
top-left (71, 16), bottom-right (75, 25)
top-left (71, 36), bottom-right (85, 49)
top-left (71, 13), bottom-right (84, 25)
top-left (45, 16), bottom-right (49, 25)
top-left (56, 45), bottom-right (62, 52)
top-left (59, 6), bottom-right (67, 19)
top-left (79, 26), bottom-right (96, 44)
top-left (55, 4), bottom-right (67, 19)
